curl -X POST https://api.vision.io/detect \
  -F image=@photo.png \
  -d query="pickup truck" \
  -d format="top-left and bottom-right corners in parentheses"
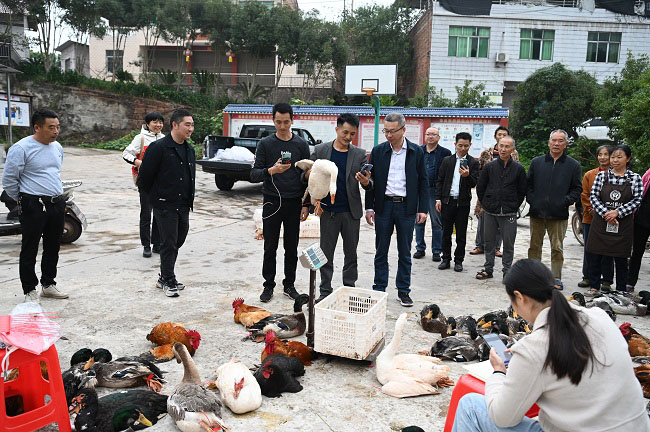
top-left (196, 123), bottom-right (321, 191)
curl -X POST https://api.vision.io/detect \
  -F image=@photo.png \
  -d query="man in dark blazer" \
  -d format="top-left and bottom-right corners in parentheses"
top-left (302, 113), bottom-right (370, 303)
top-left (435, 131), bottom-right (480, 272)
top-left (365, 112), bottom-right (428, 307)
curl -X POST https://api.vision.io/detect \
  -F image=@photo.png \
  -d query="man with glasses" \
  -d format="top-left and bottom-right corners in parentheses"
top-left (526, 129), bottom-right (582, 290)
top-left (365, 112), bottom-right (428, 307)
top-left (414, 126), bottom-right (451, 262)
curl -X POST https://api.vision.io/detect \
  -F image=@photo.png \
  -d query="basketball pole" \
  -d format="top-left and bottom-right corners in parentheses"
top-left (373, 95), bottom-right (380, 147)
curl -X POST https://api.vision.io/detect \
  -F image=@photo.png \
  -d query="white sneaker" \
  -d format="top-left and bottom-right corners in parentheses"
top-left (41, 284), bottom-right (69, 299)
top-left (24, 290), bottom-right (40, 303)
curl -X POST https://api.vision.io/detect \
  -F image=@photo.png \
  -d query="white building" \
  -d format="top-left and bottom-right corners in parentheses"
top-left (56, 41), bottom-right (90, 76)
top-left (0, 3), bottom-right (32, 65)
top-left (410, 0), bottom-right (650, 106)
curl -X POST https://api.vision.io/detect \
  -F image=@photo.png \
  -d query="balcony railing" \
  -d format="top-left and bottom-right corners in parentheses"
top-left (491, 0), bottom-right (580, 6)
top-left (136, 72), bottom-right (334, 89)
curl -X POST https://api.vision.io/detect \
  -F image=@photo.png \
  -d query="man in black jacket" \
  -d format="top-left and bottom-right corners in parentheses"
top-left (138, 108), bottom-right (195, 298)
top-left (365, 112), bottom-right (428, 307)
top-left (250, 103), bottom-right (310, 303)
top-left (476, 136), bottom-right (527, 279)
top-left (527, 129), bottom-right (582, 289)
top-left (435, 132), bottom-right (480, 272)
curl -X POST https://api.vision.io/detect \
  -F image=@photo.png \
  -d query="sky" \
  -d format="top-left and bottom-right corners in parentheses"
top-left (298, 0), bottom-right (394, 21)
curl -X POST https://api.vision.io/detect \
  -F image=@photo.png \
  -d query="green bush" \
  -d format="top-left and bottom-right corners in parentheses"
top-left (80, 130), bottom-right (139, 151)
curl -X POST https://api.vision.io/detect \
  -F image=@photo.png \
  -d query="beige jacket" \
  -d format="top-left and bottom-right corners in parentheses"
top-left (486, 305), bottom-right (650, 432)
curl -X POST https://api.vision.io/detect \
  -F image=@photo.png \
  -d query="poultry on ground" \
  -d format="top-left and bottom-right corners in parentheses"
top-left (295, 158), bottom-right (338, 215)
top-left (620, 322), bottom-right (650, 357)
top-left (569, 292), bottom-right (618, 321)
top-left (232, 298), bottom-right (272, 327)
top-left (431, 317), bottom-right (480, 362)
top-left (143, 322), bottom-right (201, 362)
top-left (253, 354), bottom-right (305, 397)
top-left (86, 354), bottom-right (165, 392)
top-left (168, 342), bottom-right (228, 432)
top-left (246, 294), bottom-right (310, 342)
top-left (69, 387), bottom-right (167, 432)
top-left (634, 364), bottom-right (650, 398)
top-left (419, 304), bottom-right (451, 337)
top-left (376, 313), bottom-right (452, 398)
top-left (261, 330), bottom-right (313, 366)
top-left (214, 358), bottom-right (262, 414)
top-left (476, 310), bottom-right (508, 327)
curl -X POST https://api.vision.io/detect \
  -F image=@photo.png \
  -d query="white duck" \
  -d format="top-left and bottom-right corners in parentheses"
top-left (167, 343), bottom-right (228, 432)
top-left (295, 159), bottom-right (338, 214)
top-left (215, 358), bottom-right (262, 414)
top-left (376, 313), bottom-right (452, 398)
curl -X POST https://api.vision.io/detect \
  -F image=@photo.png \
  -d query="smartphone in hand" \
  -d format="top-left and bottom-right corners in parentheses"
top-left (482, 333), bottom-right (512, 365)
top-left (281, 151), bottom-right (292, 165)
top-left (460, 158), bottom-right (468, 169)
top-left (360, 163), bottom-right (373, 175)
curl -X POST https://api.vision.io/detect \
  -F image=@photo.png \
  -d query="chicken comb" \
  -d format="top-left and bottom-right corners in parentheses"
top-left (232, 298), bottom-right (244, 308)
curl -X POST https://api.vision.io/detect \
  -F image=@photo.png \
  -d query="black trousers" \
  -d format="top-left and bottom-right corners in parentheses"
top-left (441, 199), bottom-right (470, 263)
top-left (152, 207), bottom-right (189, 281)
top-left (262, 195), bottom-right (301, 290)
top-left (590, 254), bottom-right (628, 291)
top-left (138, 188), bottom-right (159, 247)
top-left (19, 196), bottom-right (65, 294)
top-left (629, 222), bottom-right (650, 287)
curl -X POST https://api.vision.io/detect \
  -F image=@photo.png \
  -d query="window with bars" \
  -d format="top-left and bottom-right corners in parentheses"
top-left (448, 26), bottom-right (490, 58)
top-left (586, 32), bottom-right (621, 63)
top-left (106, 50), bottom-right (123, 73)
top-left (519, 29), bottom-right (554, 61)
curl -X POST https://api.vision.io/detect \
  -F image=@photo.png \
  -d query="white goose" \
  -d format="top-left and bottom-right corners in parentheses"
top-left (295, 159), bottom-right (338, 214)
top-left (215, 358), bottom-right (262, 414)
top-left (376, 313), bottom-right (451, 398)
top-left (167, 343), bottom-right (228, 432)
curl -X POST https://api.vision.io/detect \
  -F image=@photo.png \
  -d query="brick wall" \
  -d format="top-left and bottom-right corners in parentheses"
top-left (7, 81), bottom-right (177, 143)
top-left (407, 10), bottom-right (432, 98)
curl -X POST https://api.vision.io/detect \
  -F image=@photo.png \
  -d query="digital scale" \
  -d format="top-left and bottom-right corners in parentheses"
top-left (300, 243), bottom-right (327, 348)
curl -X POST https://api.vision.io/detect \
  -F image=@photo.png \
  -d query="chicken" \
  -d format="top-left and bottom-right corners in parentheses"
top-left (232, 298), bottom-right (272, 328)
top-left (634, 364), bottom-right (650, 398)
top-left (214, 359), bottom-right (262, 414)
top-left (246, 294), bottom-right (310, 342)
top-left (253, 354), bottom-right (305, 397)
top-left (144, 322), bottom-right (201, 362)
top-left (620, 322), bottom-right (650, 357)
top-left (261, 330), bottom-right (313, 366)
top-left (295, 159), bottom-right (338, 215)
top-left (376, 314), bottom-right (452, 398)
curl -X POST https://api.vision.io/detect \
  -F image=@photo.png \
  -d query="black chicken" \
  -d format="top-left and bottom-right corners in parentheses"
top-left (253, 354), bottom-right (304, 397)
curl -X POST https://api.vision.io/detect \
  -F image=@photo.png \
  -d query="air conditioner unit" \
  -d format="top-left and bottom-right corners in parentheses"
top-left (496, 52), bottom-right (509, 63)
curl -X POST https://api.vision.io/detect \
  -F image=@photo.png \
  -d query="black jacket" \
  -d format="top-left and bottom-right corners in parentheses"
top-left (435, 154), bottom-right (480, 206)
top-left (137, 134), bottom-right (196, 210)
top-left (477, 158), bottom-right (527, 215)
top-left (526, 152), bottom-right (582, 220)
top-left (365, 139), bottom-right (429, 216)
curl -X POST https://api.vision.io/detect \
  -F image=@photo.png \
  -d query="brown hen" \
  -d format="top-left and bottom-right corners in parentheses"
top-left (620, 322), bottom-right (650, 357)
top-left (233, 298), bottom-right (271, 327)
top-left (145, 322), bottom-right (201, 362)
top-left (261, 330), bottom-right (313, 366)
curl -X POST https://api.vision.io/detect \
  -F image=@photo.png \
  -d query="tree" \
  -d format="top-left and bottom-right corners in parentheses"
top-left (510, 63), bottom-right (599, 161)
top-left (97, 0), bottom-right (140, 80)
top-left (59, 0), bottom-right (107, 73)
top-left (614, 69), bottom-right (650, 170)
top-left (270, 5), bottom-right (301, 98)
top-left (454, 80), bottom-right (490, 108)
top-left (408, 80), bottom-right (453, 107)
top-left (200, 0), bottom-right (233, 95)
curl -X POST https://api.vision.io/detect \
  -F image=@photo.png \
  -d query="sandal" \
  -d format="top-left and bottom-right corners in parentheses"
top-left (553, 279), bottom-right (564, 290)
top-left (495, 249), bottom-right (503, 257)
top-left (476, 270), bottom-right (493, 280)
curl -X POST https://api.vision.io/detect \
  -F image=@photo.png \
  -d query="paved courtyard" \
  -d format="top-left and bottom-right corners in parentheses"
top-left (1, 147), bottom-right (648, 431)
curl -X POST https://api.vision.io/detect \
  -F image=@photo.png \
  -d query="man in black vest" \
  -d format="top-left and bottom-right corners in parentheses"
top-left (435, 132), bottom-right (480, 272)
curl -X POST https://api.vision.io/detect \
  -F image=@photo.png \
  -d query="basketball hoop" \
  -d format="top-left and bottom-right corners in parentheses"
top-left (362, 87), bottom-right (376, 97)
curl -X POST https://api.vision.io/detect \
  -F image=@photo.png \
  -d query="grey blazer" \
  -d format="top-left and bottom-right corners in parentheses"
top-left (310, 141), bottom-right (368, 219)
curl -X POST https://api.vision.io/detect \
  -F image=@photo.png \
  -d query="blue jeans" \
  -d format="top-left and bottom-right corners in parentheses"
top-left (373, 201), bottom-right (415, 294)
top-left (452, 394), bottom-right (542, 432)
top-left (415, 187), bottom-right (442, 253)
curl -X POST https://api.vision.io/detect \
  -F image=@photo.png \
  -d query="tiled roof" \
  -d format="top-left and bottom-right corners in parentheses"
top-left (223, 104), bottom-right (509, 118)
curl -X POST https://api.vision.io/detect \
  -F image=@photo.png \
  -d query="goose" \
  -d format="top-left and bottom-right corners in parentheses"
top-left (295, 159), bottom-right (338, 215)
top-left (376, 313), bottom-right (451, 398)
top-left (167, 342), bottom-right (228, 432)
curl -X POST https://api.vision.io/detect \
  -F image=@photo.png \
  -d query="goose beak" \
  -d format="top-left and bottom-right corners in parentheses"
top-left (330, 193), bottom-right (336, 204)
top-left (136, 412), bottom-right (153, 427)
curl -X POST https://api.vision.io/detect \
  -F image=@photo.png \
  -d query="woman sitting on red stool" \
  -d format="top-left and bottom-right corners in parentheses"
top-left (452, 259), bottom-right (649, 432)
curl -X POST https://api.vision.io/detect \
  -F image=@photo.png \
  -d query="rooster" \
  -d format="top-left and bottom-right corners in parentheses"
top-left (232, 298), bottom-right (272, 327)
top-left (620, 322), bottom-right (650, 357)
top-left (253, 354), bottom-right (304, 397)
top-left (635, 364), bottom-right (650, 398)
top-left (143, 322), bottom-right (201, 362)
top-left (261, 330), bottom-right (313, 366)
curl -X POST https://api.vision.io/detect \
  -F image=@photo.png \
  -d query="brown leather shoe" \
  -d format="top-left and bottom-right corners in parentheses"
top-left (469, 247), bottom-right (484, 255)
top-left (495, 249), bottom-right (503, 257)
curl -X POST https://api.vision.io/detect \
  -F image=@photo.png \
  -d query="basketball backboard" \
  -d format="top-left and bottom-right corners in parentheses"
top-left (344, 65), bottom-right (397, 96)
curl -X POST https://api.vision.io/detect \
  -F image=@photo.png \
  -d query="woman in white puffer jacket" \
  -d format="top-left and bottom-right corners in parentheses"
top-left (122, 111), bottom-right (165, 258)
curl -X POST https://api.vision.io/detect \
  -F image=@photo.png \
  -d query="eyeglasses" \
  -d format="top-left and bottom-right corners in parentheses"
top-left (425, 133), bottom-right (439, 136)
top-left (382, 126), bottom-right (404, 135)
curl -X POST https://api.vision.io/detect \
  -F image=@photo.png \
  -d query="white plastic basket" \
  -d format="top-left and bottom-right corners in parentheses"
top-left (314, 286), bottom-right (387, 360)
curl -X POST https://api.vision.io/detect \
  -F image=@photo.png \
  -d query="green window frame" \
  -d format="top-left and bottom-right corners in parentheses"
top-left (586, 32), bottom-right (621, 63)
top-left (519, 29), bottom-right (554, 61)
top-left (448, 26), bottom-right (490, 58)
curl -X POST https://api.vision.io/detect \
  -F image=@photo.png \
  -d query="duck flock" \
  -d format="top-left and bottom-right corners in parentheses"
top-left (6, 288), bottom-right (650, 431)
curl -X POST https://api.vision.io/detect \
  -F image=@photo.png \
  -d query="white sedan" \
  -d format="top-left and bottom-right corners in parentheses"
top-left (576, 118), bottom-right (613, 142)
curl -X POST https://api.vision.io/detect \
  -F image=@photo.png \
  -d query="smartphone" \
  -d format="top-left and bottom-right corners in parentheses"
top-left (482, 333), bottom-right (512, 365)
top-left (281, 151), bottom-right (292, 165)
top-left (460, 158), bottom-right (468, 169)
top-left (360, 163), bottom-right (373, 175)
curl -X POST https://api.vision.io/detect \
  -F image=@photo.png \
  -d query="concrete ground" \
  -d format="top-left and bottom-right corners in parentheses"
top-left (1, 147), bottom-right (648, 432)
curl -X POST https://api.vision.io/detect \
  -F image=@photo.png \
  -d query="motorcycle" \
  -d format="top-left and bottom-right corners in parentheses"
top-left (0, 180), bottom-right (88, 244)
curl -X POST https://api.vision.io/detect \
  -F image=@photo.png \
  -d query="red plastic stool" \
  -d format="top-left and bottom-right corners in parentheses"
top-left (443, 374), bottom-right (540, 432)
top-left (0, 345), bottom-right (72, 432)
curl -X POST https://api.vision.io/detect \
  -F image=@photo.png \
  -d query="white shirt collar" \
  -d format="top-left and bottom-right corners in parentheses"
top-left (391, 138), bottom-right (406, 155)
